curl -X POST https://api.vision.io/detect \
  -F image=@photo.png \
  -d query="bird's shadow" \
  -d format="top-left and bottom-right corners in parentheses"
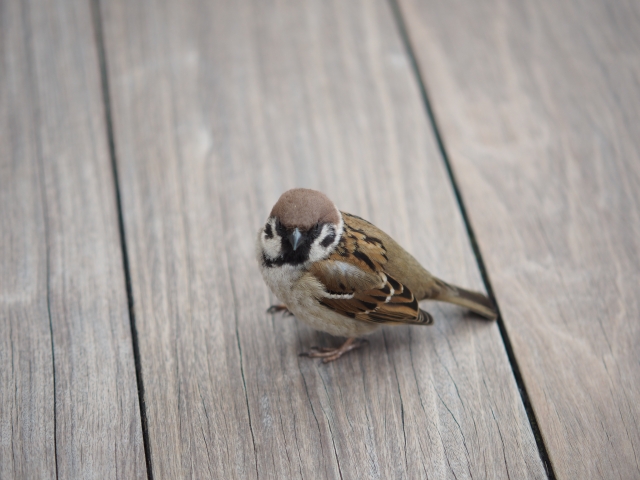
top-left (290, 303), bottom-right (490, 364)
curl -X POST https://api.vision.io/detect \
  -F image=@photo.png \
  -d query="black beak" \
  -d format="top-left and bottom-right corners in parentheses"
top-left (288, 228), bottom-right (303, 251)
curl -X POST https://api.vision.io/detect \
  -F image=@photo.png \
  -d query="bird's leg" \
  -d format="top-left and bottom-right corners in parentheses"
top-left (266, 304), bottom-right (293, 316)
top-left (300, 337), bottom-right (367, 363)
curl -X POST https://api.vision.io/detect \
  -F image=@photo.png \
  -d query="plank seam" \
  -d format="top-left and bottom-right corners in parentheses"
top-left (382, 330), bottom-right (410, 474)
top-left (386, 0), bottom-right (557, 478)
top-left (317, 373), bottom-right (344, 480)
top-left (218, 221), bottom-right (259, 477)
top-left (90, 1), bottom-right (153, 478)
top-left (294, 325), bottom-right (338, 478)
top-left (20, 0), bottom-right (59, 475)
top-left (42, 155), bottom-right (59, 480)
top-left (227, 266), bottom-right (260, 479)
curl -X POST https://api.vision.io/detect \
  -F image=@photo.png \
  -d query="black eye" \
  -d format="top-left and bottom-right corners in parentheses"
top-left (274, 218), bottom-right (287, 237)
top-left (264, 223), bottom-right (273, 239)
top-left (321, 228), bottom-right (336, 248)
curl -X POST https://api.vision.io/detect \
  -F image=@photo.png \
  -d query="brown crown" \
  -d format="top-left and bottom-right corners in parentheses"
top-left (270, 188), bottom-right (339, 230)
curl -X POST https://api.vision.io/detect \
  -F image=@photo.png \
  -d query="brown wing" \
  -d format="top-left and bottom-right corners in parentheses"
top-left (318, 273), bottom-right (433, 325)
top-left (308, 213), bottom-right (433, 325)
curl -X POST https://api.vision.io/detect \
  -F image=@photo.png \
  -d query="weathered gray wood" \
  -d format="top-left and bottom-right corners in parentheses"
top-left (397, 0), bottom-right (640, 478)
top-left (101, 0), bottom-right (546, 477)
top-left (0, 3), bottom-right (55, 477)
top-left (0, 0), bottom-right (146, 478)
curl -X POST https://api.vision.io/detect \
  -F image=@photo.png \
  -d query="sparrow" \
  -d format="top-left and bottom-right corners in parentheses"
top-left (256, 188), bottom-right (497, 362)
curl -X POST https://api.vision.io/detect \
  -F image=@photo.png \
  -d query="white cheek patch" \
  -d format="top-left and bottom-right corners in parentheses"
top-left (261, 218), bottom-right (282, 260)
top-left (307, 224), bottom-right (334, 263)
top-left (306, 211), bottom-right (344, 264)
top-left (333, 210), bottom-right (344, 245)
top-left (262, 236), bottom-right (281, 259)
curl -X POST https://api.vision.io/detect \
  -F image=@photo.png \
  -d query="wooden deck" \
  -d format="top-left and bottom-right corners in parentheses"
top-left (1, 0), bottom-right (638, 478)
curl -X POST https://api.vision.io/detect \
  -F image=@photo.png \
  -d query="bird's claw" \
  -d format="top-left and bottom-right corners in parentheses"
top-left (299, 338), bottom-right (367, 363)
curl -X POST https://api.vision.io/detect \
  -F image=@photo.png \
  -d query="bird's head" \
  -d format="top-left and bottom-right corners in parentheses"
top-left (259, 188), bottom-right (343, 267)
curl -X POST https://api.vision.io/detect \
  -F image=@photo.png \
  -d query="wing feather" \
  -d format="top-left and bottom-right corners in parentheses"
top-left (308, 212), bottom-right (434, 326)
top-left (316, 272), bottom-right (432, 325)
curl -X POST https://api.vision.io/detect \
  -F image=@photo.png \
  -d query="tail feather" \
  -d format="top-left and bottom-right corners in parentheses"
top-left (417, 309), bottom-right (434, 325)
top-left (437, 283), bottom-right (497, 320)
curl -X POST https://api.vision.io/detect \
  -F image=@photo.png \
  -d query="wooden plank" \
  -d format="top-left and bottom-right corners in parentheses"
top-left (100, 0), bottom-right (547, 477)
top-left (0, 3), bottom-right (55, 477)
top-left (0, 0), bottom-right (147, 478)
top-left (397, 0), bottom-right (640, 478)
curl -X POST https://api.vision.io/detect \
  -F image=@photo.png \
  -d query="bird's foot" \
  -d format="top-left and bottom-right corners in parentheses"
top-left (300, 338), bottom-right (368, 363)
top-left (266, 304), bottom-right (293, 317)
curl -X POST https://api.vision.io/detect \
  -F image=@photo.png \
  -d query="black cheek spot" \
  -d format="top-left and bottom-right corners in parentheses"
top-left (320, 232), bottom-right (336, 248)
top-left (264, 223), bottom-right (273, 239)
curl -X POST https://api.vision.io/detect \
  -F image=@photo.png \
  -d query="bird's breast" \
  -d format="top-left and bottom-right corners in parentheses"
top-left (259, 263), bottom-right (379, 337)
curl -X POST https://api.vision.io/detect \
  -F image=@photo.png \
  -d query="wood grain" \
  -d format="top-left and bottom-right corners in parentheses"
top-left (0, 0), bottom-right (146, 478)
top-left (397, 0), bottom-right (640, 478)
top-left (101, 0), bottom-right (546, 477)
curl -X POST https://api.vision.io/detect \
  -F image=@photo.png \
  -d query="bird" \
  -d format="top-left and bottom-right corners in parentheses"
top-left (256, 188), bottom-right (497, 362)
